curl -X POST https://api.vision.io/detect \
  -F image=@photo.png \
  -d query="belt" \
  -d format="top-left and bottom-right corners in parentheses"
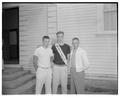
top-left (54, 64), bottom-right (67, 67)
top-left (38, 66), bottom-right (51, 69)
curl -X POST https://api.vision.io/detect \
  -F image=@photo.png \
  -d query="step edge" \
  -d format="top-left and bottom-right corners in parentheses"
top-left (6, 79), bottom-right (36, 94)
top-left (2, 71), bottom-right (30, 81)
top-left (3, 75), bottom-right (35, 89)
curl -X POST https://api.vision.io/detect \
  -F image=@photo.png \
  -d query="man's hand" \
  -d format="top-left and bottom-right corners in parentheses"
top-left (33, 55), bottom-right (38, 71)
top-left (82, 66), bottom-right (89, 71)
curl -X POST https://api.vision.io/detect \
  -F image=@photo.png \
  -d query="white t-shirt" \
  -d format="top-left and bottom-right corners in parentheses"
top-left (34, 46), bottom-right (53, 68)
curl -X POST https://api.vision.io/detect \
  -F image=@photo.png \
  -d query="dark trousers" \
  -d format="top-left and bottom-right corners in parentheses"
top-left (70, 67), bottom-right (85, 94)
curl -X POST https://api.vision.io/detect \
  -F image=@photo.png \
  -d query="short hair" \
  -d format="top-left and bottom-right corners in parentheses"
top-left (72, 37), bottom-right (79, 41)
top-left (42, 36), bottom-right (50, 41)
top-left (56, 31), bottom-right (64, 35)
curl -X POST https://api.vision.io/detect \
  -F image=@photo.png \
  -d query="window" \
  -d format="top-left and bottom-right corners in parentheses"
top-left (104, 4), bottom-right (117, 31)
top-left (97, 3), bottom-right (117, 34)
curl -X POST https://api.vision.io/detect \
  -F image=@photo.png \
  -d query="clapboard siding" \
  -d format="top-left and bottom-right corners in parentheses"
top-left (19, 4), bottom-right (48, 70)
top-left (3, 4), bottom-right (48, 70)
top-left (57, 4), bottom-right (117, 78)
top-left (47, 4), bottom-right (57, 42)
top-left (3, 4), bottom-right (117, 79)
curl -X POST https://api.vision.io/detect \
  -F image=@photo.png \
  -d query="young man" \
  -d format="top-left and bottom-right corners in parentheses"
top-left (70, 38), bottom-right (89, 94)
top-left (52, 31), bottom-right (70, 94)
top-left (33, 36), bottom-right (53, 94)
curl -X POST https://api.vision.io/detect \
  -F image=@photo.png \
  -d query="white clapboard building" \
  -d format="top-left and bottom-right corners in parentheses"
top-left (2, 3), bottom-right (117, 94)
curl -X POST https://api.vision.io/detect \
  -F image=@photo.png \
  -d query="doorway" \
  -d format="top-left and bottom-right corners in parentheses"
top-left (2, 7), bottom-right (19, 64)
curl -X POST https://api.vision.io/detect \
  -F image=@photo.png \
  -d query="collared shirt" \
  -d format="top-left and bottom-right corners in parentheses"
top-left (34, 46), bottom-right (53, 68)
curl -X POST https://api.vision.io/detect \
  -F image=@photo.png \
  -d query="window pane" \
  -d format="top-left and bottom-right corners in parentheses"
top-left (104, 11), bottom-right (117, 31)
top-left (104, 4), bottom-right (117, 31)
top-left (9, 31), bottom-right (17, 45)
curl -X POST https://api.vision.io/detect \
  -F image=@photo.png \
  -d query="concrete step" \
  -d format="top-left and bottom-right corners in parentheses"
top-left (3, 78), bottom-right (36, 94)
top-left (2, 70), bottom-right (30, 81)
top-left (3, 73), bottom-right (35, 89)
top-left (3, 67), bottom-right (23, 74)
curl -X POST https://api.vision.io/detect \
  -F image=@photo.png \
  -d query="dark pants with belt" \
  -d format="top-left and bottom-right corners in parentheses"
top-left (70, 67), bottom-right (85, 94)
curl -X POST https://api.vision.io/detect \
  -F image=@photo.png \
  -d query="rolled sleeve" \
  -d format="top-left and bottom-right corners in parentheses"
top-left (34, 49), bottom-right (39, 57)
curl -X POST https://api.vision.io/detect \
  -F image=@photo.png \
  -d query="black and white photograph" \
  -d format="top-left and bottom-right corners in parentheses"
top-left (2, 2), bottom-right (118, 95)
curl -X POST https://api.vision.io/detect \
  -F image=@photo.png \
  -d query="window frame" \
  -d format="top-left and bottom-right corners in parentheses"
top-left (96, 4), bottom-right (117, 35)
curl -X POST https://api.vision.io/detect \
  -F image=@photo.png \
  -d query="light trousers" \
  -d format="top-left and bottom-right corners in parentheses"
top-left (36, 68), bottom-right (52, 94)
top-left (52, 65), bottom-right (68, 94)
top-left (70, 67), bottom-right (85, 94)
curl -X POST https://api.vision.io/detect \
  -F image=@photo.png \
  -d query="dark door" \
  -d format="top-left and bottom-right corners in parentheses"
top-left (2, 7), bottom-right (19, 64)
